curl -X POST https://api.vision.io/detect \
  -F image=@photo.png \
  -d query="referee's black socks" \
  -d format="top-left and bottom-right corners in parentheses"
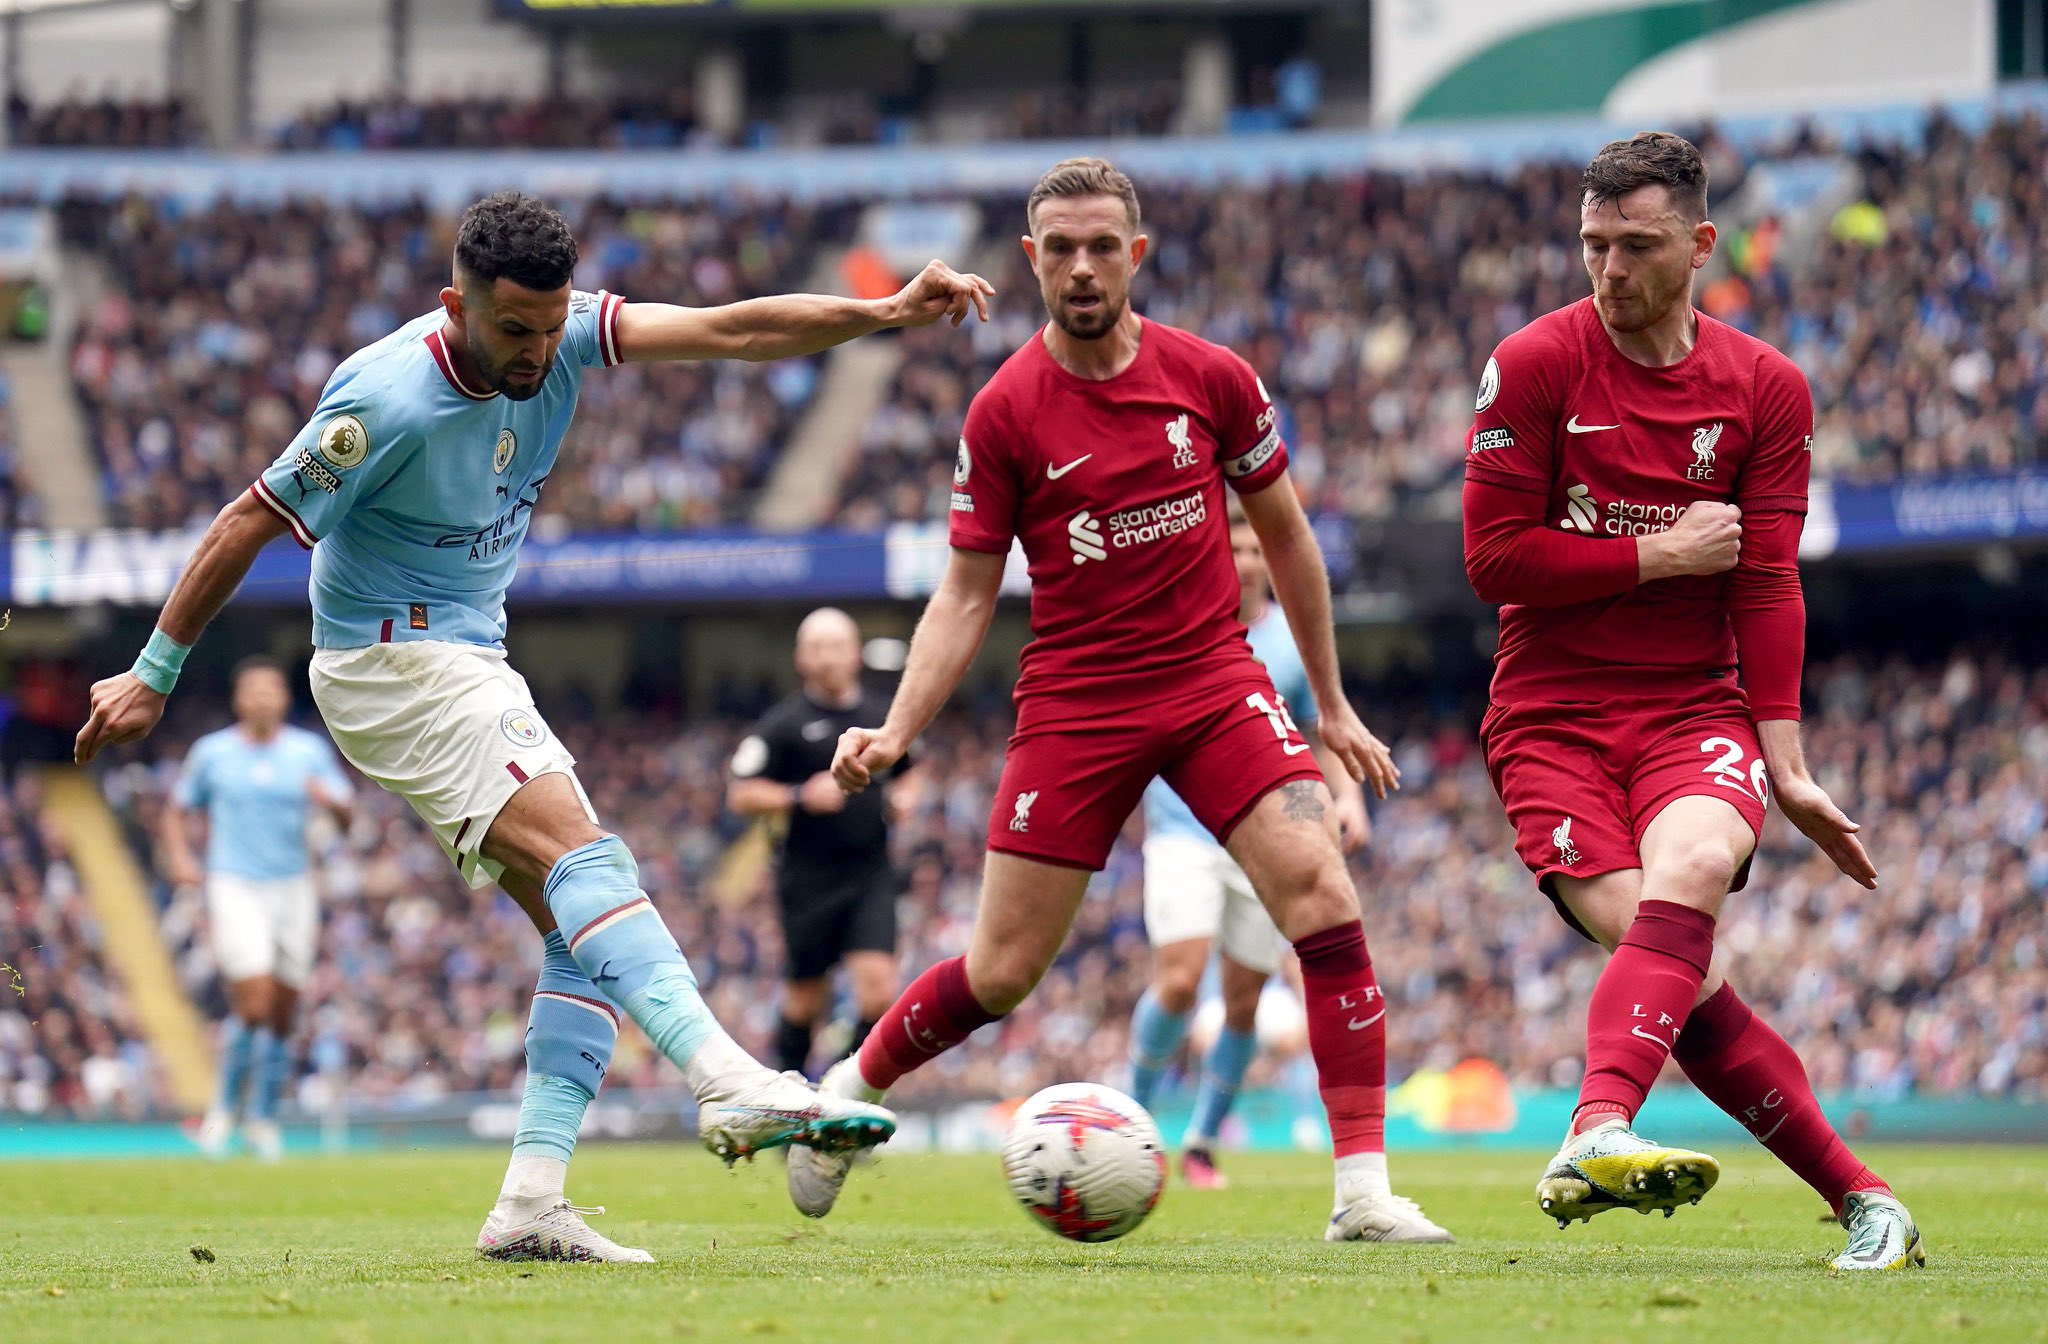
top-left (774, 1015), bottom-right (814, 1079)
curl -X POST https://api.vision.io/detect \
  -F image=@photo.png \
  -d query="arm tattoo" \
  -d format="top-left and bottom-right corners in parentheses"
top-left (1279, 780), bottom-right (1326, 825)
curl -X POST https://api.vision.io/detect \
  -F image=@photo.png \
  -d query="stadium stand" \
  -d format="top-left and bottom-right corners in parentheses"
top-left (273, 93), bottom-right (714, 152)
top-left (0, 770), bottom-right (160, 1118)
top-left (59, 110), bottom-right (2047, 540)
top-left (6, 93), bottom-right (197, 149)
top-left (71, 653), bottom-right (2048, 1119)
top-left (62, 193), bottom-right (839, 531)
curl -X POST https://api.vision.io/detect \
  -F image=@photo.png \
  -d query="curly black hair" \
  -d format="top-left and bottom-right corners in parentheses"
top-left (454, 191), bottom-right (578, 292)
top-left (1583, 131), bottom-right (1708, 223)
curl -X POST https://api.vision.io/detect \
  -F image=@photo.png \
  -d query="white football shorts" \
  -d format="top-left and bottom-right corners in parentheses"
top-left (1140, 833), bottom-right (1286, 975)
top-left (310, 641), bottom-right (594, 889)
top-left (206, 872), bottom-right (318, 987)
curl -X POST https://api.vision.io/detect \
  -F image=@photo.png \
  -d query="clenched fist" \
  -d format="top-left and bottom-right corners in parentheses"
top-left (1641, 500), bottom-right (1742, 580)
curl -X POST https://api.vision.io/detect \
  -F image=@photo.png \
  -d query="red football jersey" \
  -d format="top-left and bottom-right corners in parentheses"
top-left (950, 318), bottom-right (1290, 728)
top-left (1465, 297), bottom-right (1813, 707)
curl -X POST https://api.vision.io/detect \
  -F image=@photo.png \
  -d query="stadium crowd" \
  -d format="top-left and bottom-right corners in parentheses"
top-left (6, 92), bottom-right (196, 149)
top-left (273, 93), bottom-right (712, 153)
top-left (55, 110), bottom-right (2048, 542)
top-left (0, 770), bottom-right (158, 1118)
top-left (6, 652), bottom-right (2036, 1121)
top-left (832, 110), bottom-right (2048, 527)
top-left (62, 192), bottom-right (835, 533)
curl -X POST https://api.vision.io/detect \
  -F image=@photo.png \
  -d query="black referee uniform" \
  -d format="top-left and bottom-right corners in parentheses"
top-left (730, 685), bottom-right (905, 1062)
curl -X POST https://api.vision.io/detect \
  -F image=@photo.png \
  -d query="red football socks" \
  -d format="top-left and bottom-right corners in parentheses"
top-left (856, 956), bottom-right (1000, 1092)
top-left (1293, 921), bottom-right (1387, 1158)
top-left (1674, 983), bottom-right (1889, 1214)
top-left (1573, 900), bottom-right (1717, 1135)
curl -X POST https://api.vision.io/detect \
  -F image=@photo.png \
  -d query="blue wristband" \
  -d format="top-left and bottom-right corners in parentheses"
top-left (130, 628), bottom-right (192, 696)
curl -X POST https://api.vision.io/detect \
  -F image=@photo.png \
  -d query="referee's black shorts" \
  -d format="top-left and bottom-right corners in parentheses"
top-left (775, 859), bottom-right (899, 981)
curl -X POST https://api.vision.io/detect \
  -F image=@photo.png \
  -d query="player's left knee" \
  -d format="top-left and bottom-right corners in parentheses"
top-left (1646, 839), bottom-right (1745, 907)
top-left (1269, 869), bottom-right (1359, 942)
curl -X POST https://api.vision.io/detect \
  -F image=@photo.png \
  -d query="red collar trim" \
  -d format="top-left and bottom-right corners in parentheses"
top-left (425, 328), bottom-right (499, 401)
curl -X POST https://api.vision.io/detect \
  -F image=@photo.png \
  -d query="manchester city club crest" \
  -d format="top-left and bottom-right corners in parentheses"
top-left (493, 428), bottom-right (517, 474)
top-left (500, 707), bottom-right (547, 748)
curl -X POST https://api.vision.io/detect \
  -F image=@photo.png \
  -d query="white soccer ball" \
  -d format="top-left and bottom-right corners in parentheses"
top-left (1001, 1082), bottom-right (1166, 1242)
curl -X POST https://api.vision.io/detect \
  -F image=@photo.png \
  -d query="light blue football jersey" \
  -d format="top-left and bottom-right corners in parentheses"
top-left (175, 725), bottom-right (354, 881)
top-left (1143, 605), bottom-right (1319, 843)
top-left (254, 291), bottom-right (623, 649)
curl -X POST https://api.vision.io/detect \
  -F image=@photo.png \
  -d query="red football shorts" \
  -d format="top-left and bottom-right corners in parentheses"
top-left (989, 672), bottom-right (1327, 871)
top-left (1481, 684), bottom-right (1769, 934)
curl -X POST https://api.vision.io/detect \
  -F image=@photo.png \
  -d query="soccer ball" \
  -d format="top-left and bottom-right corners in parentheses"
top-left (1001, 1082), bottom-right (1166, 1242)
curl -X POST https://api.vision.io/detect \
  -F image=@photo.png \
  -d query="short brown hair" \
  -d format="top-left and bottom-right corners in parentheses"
top-left (1582, 131), bottom-right (1708, 222)
top-left (1026, 157), bottom-right (1141, 232)
top-left (231, 654), bottom-right (286, 689)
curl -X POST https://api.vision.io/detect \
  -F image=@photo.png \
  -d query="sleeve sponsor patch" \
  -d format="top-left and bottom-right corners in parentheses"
top-left (950, 491), bottom-right (975, 513)
top-left (317, 413), bottom-right (370, 470)
top-left (730, 734), bottom-right (769, 778)
top-left (1223, 428), bottom-right (1282, 479)
top-left (293, 447), bottom-right (342, 493)
top-left (1470, 427), bottom-right (1514, 454)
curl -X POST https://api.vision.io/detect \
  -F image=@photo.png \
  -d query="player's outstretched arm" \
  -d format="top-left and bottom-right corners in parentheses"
top-left (1757, 719), bottom-right (1877, 889)
top-left (1239, 472), bottom-right (1399, 799)
top-left (74, 492), bottom-right (291, 765)
top-left (832, 548), bottom-right (1003, 794)
top-left (615, 259), bottom-right (994, 364)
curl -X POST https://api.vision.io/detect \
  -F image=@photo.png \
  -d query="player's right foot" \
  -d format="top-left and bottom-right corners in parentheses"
top-left (477, 1199), bottom-right (654, 1263)
top-left (244, 1118), bottom-right (284, 1163)
top-left (1535, 1119), bottom-right (1719, 1227)
top-left (699, 1066), bottom-right (895, 1167)
top-left (784, 1056), bottom-right (882, 1218)
top-left (1326, 1192), bottom-right (1456, 1243)
top-left (193, 1108), bottom-right (234, 1161)
top-left (1181, 1146), bottom-right (1229, 1190)
top-left (1830, 1191), bottom-right (1926, 1272)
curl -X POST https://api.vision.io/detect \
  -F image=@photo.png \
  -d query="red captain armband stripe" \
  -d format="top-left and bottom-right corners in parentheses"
top-left (598, 291), bottom-right (624, 367)
top-left (249, 479), bottom-right (317, 549)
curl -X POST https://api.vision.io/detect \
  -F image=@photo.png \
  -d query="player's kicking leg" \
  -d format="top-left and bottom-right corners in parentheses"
top-left (1227, 781), bottom-right (1451, 1244)
top-left (489, 777), bottom-right (896, 1169)
top-left (790, 850), bottom-right (1092, 1218)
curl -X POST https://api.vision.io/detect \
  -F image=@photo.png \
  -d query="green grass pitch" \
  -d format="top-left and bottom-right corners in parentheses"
top-left (5, 1145), bottom-right (2043, 1343)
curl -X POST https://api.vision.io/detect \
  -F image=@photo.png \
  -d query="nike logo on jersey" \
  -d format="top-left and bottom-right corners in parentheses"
top-left (1283, 742), bottom-right (1313, 756)
top-left (1566, 415), bottom-right (1619, 434)
top-left (1347, 1010), bottom-right (1386, 1031)
top-left (1046, 455), bottom-right (1092, 480)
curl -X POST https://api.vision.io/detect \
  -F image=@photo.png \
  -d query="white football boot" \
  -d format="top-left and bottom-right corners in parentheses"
top-left (193, 1109), bottom-right (234, 1161)
top-left (1326, 1192), bottom-right (1456, 1243)
top-left (1536, 1118), bottom-right (1719, 1227)
top-left (784, 1057), bottom-right (878, 1218)
top-left (477, 1199), bottom-right (654, 1264)
top-left (699, 1065), bottom-right (894, 1166)
top-left (1830, 1191), bottom-right (1926, 1272)
top-left (243, 1118), bottom-right (284, 1163)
